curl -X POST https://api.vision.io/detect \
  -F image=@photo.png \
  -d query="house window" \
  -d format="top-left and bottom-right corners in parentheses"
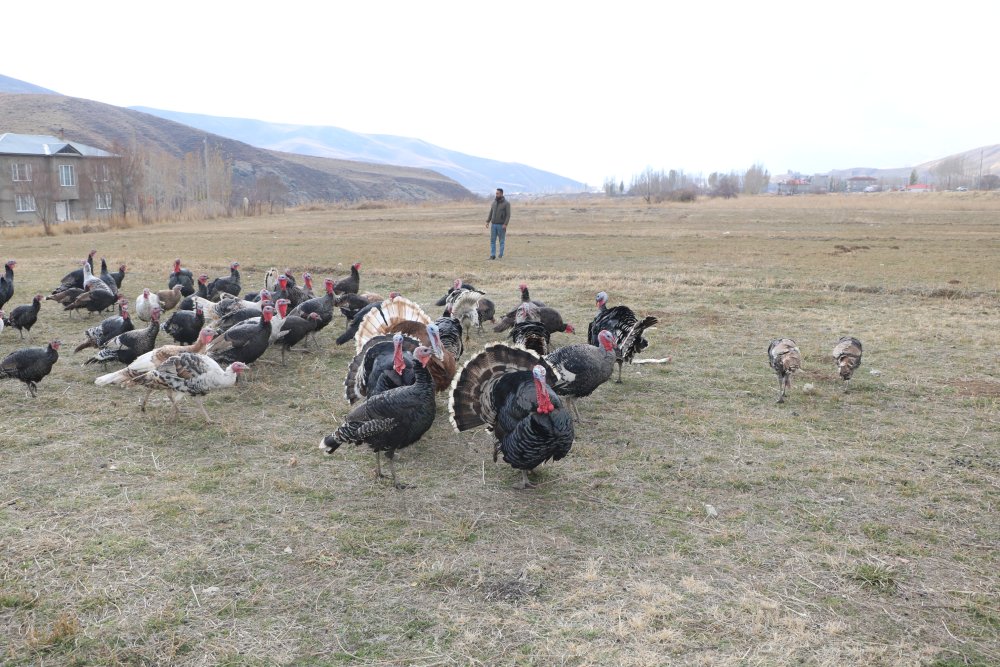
top-left (59, 164), bottom-right (76, 187)
top-left (15, 194), bottom-right (36, 212)
top-left (96, 192), bottom-right (112, 210)
top-left (11, 163), bottom-right (31, 182)
top-left (96, 163), bottom-right (110, 182)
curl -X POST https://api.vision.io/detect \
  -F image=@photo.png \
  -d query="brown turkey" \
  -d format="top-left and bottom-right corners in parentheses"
top-left (832, 336), bottom-right (863, 391)
top-left (768, 337), bottom-right (801, 403)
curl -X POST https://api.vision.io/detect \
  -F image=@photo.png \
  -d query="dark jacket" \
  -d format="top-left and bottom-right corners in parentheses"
top-left (487, 197), bottom-right (511, 226)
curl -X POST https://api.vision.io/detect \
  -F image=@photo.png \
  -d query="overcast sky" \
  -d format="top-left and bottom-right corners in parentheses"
top-left (6, 1), bottom-right (998, 186)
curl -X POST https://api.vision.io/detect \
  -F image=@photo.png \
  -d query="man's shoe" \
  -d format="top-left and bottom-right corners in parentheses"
top-left (489, 256), bottom-right (495, 260)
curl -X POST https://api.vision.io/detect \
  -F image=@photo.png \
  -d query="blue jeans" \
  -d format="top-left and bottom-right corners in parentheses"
top-left (490, 224), bottom-right (507, 257)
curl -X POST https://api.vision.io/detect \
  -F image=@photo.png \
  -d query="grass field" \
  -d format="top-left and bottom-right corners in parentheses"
top-left (1, 193), bottom-right (998, 666)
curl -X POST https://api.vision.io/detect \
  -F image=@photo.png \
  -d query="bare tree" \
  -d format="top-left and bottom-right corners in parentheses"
top-left (107, 139), bottom-right (146, 221)
top-left (743, 163), bottom-right (770, 195)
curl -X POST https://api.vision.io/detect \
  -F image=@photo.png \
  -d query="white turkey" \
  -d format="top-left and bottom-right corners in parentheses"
top-left (127, 352), bottom-right (248, 420)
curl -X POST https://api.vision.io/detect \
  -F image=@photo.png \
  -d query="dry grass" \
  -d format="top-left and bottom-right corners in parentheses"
top-left (1, 194), bottom-right (998, 666)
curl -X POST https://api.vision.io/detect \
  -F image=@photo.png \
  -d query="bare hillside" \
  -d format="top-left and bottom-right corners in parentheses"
top-left (0, 93), bottom-right (475, 204)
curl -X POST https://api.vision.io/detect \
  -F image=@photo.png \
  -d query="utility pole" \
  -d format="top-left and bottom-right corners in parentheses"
top-left (978, 149), bottom-right (984, 190)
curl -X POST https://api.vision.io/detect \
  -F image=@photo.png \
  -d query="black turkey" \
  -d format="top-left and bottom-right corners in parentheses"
top-left (206, 261), bottom-right (242, 300)
top-left (546, 329), bottom-right (616, 420)
top-left (207, 305), bottom-right (274, 367)
top-left (85, 308), bottom-right (161, 367)
top-left (161, 305), bottom-right (206, 345)
top-left (73, 301), bottom-right (133, 352)
top-left (449, 343), bottom-right (574, 489)
top-left (0, 259), bottom-right (16, 311)
top-left (4, 294), bottom-right (42, 340)
top-left (587, 291), bottom-right (658, 383)
top-left (0, 340), bottom-right (60, 397)
top-left (343, 332), bottom-right (419, 405)
top-left (320, 345), bottom-right (436, 489)
top-left (168, 258), bottom-right (196, 297)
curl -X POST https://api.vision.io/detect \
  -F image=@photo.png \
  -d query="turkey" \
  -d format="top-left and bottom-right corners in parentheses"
top-left (3, 294), bottom-right (42, 340)
top-left (177, 275), bottom-right (210, 311)
top-left (344, 332), bottom-right (419, 405)
top-left (63, 281), bottom-right (119, 317)
top-left (95, 327), bottom-right (216, 388)
top-left (508, 303), bottom-right (550, 356)
top-left (134, 288), bottom-right (161, 322)
top-left (244, 267), bottom-right (279, 303)
top-left (161, 305), bottom-right (206, 345)
top-left (0, 259), bottom-right (16, 311)
top-left (587, 291), bottom-right (659, 383)
top-left (73, 300), bottom-right (133, 352)
top-left (320, 345), bottom-right (436, 489)
top-left (494, 282), bottom-right (547, 332)
top-left (434, 279), bottom-right (478, 306)
top-left (353, 295), bottom-right (432, 353)
top-left (443, 281), bottom-right (487, 342)
top-left (207, 305), bottom-right (274, 367)
top-left (85, 308), bottom-right (161, 367)
top-left (155, 284), bottom-right (185, 312)
top-left (214, 295), bottom-right (275, 335)
top-left (275, 311), bottom-right (321, 364)
top-left (0, 340), bottom-right (61, 397)
top-left (286, 278), bottom-right (339, 347)
top-left (449, 343), bottom-right (574, 489)
top-left (545, 329), bottom-right (616, 421)
top-left (268, 273), bottom-right (296, 307)
top-left (337, 292), bottom-right (373, 322)
top-left (126, 352), bottom-right (248, 420)
top-left (470, 297), bottom-right (496, 334)
top-left (108, 263), bottom-right (127, 290)
top-left (767, 337), bottom-right (802, 404)
top-left (282, 272), bottom-right (313, 308)
top-left (52, 250), bottom-right (96, 292)
top-left (46, 287), bottom-right (85, 311)
top-left (98, 258), bottom-right (120, 296)
top-left (218, 299), bottom-right (289, 345)
top-left (168, 258), bottom-right (196, 297)
top-left (333, 262), bottom-right (361, 295)
top-left (206, 261), bottom-right (242, 300)
top-left (334, 292), bottom-right (400, 346)
top-left (832, 336), bottom-right (863, 391)
top-left (425, 321), bottom-right (459, 393)
top-left (80, 258), bottom-right (107, 292)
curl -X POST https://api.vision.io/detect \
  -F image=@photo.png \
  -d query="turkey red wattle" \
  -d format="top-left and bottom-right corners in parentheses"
top-left (532, 366), bottom-right (554, 415)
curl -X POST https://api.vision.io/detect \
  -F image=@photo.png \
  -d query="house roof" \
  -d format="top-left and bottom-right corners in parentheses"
top-left (0, 133), bottom-right (115, 158)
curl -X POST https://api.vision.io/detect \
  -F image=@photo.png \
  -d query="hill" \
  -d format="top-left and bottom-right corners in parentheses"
top-left (0, 93), bottom-right (474, 204)
top-left (130, 107), bottom-right (588, 195)
top-left (827, 145), bottom-right (1000, 184)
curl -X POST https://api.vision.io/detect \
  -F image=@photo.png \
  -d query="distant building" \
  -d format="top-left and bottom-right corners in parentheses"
top-left (846, 176), bottom-right (878, 193)
top-left (905, 183), bottom-right (934, 192)
top-left (0, 133), bottom-right (116, 224)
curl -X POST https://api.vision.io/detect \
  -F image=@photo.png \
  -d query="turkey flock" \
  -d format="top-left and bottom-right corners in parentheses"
top-left (0, 252), bottom-right (862, 489)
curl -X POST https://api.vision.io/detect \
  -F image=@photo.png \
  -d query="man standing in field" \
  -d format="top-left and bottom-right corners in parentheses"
top-left (486, 187), bottom-right (510, 260)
